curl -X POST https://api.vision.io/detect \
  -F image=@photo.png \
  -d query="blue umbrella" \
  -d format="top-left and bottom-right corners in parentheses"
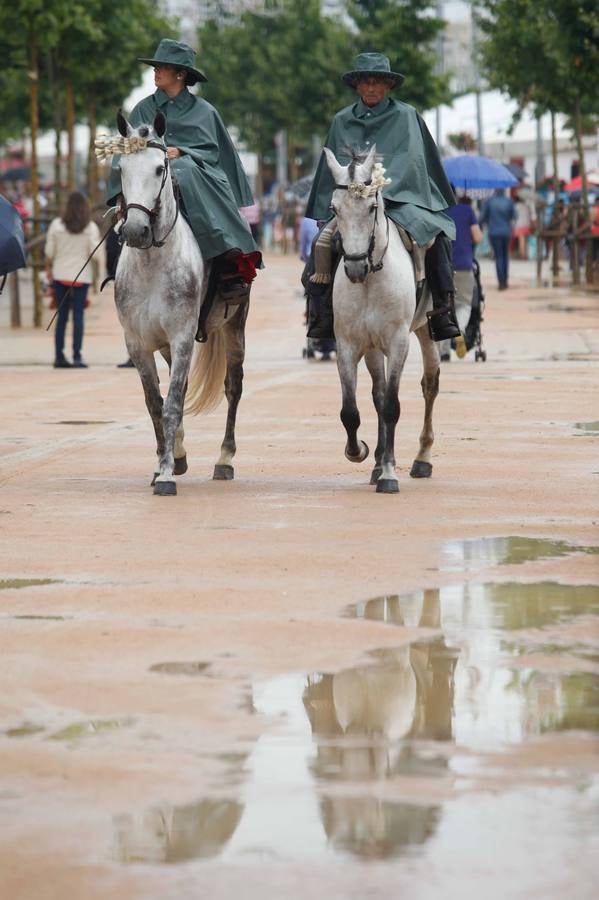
top-left (443, 154), bottom-right (518, 197)
top-left (0, 194), bottom-right (27, 281)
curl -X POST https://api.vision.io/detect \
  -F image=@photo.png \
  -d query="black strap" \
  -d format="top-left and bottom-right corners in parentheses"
top-left (0, 274), bottom-right (6, 295)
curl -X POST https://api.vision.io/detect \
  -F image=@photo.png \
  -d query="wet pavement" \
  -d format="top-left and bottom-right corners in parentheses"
top-left (0, 255), bottom-right (598, 899)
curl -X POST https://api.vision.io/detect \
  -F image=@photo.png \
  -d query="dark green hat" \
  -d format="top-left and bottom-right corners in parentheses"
top-left (343, 52), bottom-right (404, 88)
top-left (138, 39), bottom-right (207, 86)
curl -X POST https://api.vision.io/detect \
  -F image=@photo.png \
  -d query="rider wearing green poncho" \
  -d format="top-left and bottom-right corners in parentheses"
top-left (305, 52), bottom-right (460, 344)
top-left (107, 39), bottom-right (261, 300)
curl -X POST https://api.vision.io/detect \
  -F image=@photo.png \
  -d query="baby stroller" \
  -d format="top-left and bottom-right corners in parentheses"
top-left (464, 257), bottom-right (487, 362)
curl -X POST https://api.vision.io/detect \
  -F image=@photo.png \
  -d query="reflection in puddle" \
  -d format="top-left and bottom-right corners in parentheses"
top-left (115, 584), bottom-right (599, 867)
top-left (3, 723), bottom-right (45, 738)
top-left (442, 535), bottom-right (598, 571)
top-left (575, 421), bottom-right (599, 434)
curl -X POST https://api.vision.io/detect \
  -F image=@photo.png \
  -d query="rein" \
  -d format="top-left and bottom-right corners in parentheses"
top-left (334, 185), bottom-right (390, 274)
top-left (120, 139), bottom-right (180, 250)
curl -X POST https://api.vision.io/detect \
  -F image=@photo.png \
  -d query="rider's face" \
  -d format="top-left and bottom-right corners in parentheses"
top-left (153, 64), bottom-right (185, 96)
top-left (356, 76), bottom-right (392, 107)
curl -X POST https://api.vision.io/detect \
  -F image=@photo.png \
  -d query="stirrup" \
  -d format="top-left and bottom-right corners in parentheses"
top-left (427, 304), bottom-right (460, 341)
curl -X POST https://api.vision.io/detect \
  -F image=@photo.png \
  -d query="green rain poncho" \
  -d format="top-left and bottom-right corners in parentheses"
top-left (107, 88), bottom-right (258, 260)
top-left (306, 97), bottom-right (456, 246)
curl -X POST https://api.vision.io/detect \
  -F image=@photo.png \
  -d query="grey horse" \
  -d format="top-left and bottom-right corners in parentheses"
top-left (112, 111), bottom-right (248, 495)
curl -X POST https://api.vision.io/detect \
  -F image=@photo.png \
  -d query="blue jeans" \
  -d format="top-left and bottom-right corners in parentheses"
top-left (53, 282), bottom-right (89, 362)
top-left (490, 236), bottom-right (509, 287)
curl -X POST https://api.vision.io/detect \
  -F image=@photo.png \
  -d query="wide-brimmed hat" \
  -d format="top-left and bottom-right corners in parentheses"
top-left (138, 39), bottom-right (207, 86)
top-left (342, 52), bottom-right (404, 88)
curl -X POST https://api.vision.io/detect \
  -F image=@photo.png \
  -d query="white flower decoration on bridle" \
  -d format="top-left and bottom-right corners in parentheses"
top-left (347, 162), bottom-right (391, 197)
top-left (94, 134), bottom-right (150, 161)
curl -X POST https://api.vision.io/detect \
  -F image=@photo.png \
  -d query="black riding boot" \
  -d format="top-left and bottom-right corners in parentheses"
top-left (306, 280), bottom-right (334, 341)
top-left (425, 234), bottom-right (461, 342)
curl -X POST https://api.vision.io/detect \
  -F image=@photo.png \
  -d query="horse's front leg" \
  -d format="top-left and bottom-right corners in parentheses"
top-left (410, 324), bottom-right (440, 479)
top-left (128, 347), bottom-right (165, 486)
top-left (154, 338), bottom-right (194, 496)
top-left (364, 349), bottom-right (386, 485)
top-left (213, 304), bottom-right (249, 481)
top-left (337, 341), bottom-right (369, 464)
top-left (159, 345), bottom-right (188, 478)
top-left (377, 328), bottom-right (410, 494)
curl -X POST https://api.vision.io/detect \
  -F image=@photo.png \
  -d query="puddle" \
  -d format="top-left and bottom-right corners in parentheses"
top-left (3, 723), bottom-right (45, 738)
top-left (116, 581), bottom-right (599, 866)
top-left (442, 535), bottom-right (598, 571)
top-left (149, 662), bottom-right (211, 676)
top-left (11, 614), bottom-right (70, 621)
top-left (0, 578), bottom-right (60, 590)
top-left (575, 421), bottom-right (599, 434)
top-left (55, 420), bottom-right (115, 426)
top-left (49, 718), bottom-right (133, 741)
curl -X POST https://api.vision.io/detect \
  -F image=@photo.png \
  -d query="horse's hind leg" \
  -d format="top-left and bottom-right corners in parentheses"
top-left (159, 345), bottom-right (188, 477)
top-left (154, 337), bottom-right (195, 495)
top-left (364, 349), bottom-right (386, 485)
top-left (337, 342), bottom-right (369, 464)
top-left (410, 324), bottom-right (440, 479)
top-left (376, 330), bottom-right (410, 494)
top-left (213, 304), bottom-right (248, 481)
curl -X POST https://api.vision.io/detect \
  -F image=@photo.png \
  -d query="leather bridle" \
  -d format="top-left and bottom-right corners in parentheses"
top-left (333, 184), bottom-right (390, 274)
top-left (121, 140), bottom-right (180, 249)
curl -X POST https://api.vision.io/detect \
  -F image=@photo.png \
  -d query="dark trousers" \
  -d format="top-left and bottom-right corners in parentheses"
top-left (490, 235), bottom-right (509, 286)
top-left (53, 282), bottom-right (89, 362)
top-left (424, 233), bottom-right (454, 299)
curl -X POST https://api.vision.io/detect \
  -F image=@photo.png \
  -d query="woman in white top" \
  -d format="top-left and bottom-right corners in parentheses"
top-left (44, 191), bottom-right (100, 368)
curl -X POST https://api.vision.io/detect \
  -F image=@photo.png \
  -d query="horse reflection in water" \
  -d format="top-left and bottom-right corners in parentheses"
top-left (302, 590), bottom-right (459, 859)
top-left (114, 798), bottom-right (244, 864)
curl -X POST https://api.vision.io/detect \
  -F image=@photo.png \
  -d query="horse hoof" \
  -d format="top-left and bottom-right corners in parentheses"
top-left (369, 466), bottom-right (382, 485)
top-left (410, 460), bottom-right (433, 478)
top-left (153, 480), bottom-right (177, 496)
top-left (213, 464), bottom-right (234, 481)
top-left (174, 455), bottom-right (188, 476)
top-left (376, 478), bottom-right (399, 494)
top-left (345, 441), bottom-right (369, 464)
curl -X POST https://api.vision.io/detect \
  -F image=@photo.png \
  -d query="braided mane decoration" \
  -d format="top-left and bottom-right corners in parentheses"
top-left (348, 162), bottom-right (391, 198)
top-left (94, 134), bottom-right (151, 161)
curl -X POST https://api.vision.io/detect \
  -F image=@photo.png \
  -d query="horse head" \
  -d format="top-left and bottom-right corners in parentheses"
top-left (116, 110), bottom-right (172, 249)
top-left (324, 145), bottom-right (382, 283)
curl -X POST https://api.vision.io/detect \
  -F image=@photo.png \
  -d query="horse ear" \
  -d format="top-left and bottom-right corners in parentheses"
top-left (116, 109), bottom-right (130, 137)
top-left (356, 144), bottom-right (377, 182)
top-left (154, 111), bottom-right (166, 139)
top-left (323, 147), bottom-right (347, 186)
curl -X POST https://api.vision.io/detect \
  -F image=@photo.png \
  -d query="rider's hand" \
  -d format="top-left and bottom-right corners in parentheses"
top-left (166, 147), bottom-right (181, 160)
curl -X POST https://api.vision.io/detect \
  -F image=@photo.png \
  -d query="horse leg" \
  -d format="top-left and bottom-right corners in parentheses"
top-left (159, 345), bottom-right (188, 477)
top-left (213, 304), bottom-right (248, 481)
top-left (128, 348), bottom-right (165, 487)
top-left (154, 338), bottom-right (195, 496)
top-left (410, 324), bottom-right (440, 479)
top-left (376, 330), bottom-right (410, 494)
top-left (337, 342), bottom-right (369, 464)
top-left (364, 349), bottom-right (386, 484)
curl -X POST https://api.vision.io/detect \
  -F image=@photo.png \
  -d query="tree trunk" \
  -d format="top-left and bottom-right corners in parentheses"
top-left (87, 99), bottom-right (98, 204)
top-left (54, 128), bottom-right (62, 207)
top-left (65, 79), bottom-right (75, 192)
top-left (28, 30), bottom-right (42, 327)
top-left (550, 112), bottom-right (560, 287)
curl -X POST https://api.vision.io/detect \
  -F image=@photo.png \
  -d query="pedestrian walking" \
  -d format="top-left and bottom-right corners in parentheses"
top-left (441, 193), bottom-right (482, 360)
top-left (45, 191), bottom-right (100, 368)
top-left (479, 189), bottom-right (516, 289)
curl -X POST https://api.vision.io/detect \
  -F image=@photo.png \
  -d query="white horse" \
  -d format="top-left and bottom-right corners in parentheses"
top-left (323, 145), bottom-right (441, 494)
top-left (108, 111), bottom-right (249, 495)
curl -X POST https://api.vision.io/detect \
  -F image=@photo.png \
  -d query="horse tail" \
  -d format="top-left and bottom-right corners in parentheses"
top-left (184, 331), bottom-right (226, 416)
